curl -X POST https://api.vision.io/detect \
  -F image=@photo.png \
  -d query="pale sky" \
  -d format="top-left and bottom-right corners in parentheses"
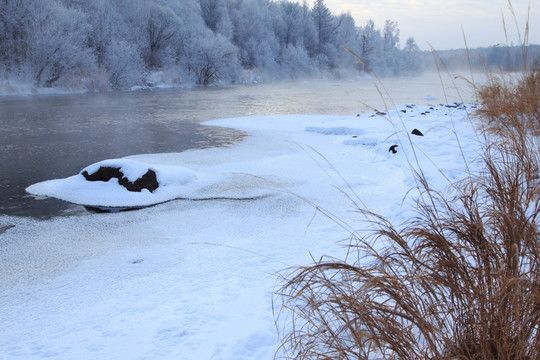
top-left (325, 0), bottom-right (539, 50)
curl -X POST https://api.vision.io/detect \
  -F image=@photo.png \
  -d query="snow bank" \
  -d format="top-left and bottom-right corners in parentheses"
top-left (26, 159), bottom-right (198, 208)
top-left (1, 103), bottom-right (481, 359)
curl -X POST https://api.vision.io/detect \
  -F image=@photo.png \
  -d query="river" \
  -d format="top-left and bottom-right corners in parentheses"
top-left (0, 72), bottom-right (478, 218)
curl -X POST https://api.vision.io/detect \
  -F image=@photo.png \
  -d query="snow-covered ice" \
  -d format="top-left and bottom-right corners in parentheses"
top-left (1, 103), bottom-right (482, 359)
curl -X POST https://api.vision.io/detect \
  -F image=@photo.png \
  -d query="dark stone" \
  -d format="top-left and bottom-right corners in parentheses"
top-left (82, 166), bottom-right (159, 193)
top-left (411, 128), bottom-right (424, 136)
top-left (82, 166), bottom-right (123, 182)
top-left (388, 144), bottom-right (399, 154)
top-left (445, 102), bottom-right (464, 109)
top-left (119, 169), bottom-right (159, 192)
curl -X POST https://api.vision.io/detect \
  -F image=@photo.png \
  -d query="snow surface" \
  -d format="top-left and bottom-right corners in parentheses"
top-left (1, 104), bottom-right (482, 359)
top-left (27, 159), bottom-right (199, 208)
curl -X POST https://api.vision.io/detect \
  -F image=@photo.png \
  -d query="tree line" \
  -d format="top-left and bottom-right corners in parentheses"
top-left (2, 0), bottom-right (537, 92)
top-left (0, 0), bottom-right (426, 90)
top-left (427, 45), bottom-right (540, 72)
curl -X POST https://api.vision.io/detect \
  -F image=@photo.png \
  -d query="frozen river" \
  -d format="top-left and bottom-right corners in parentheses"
top-left (0, 72), bottom-right (477, 218)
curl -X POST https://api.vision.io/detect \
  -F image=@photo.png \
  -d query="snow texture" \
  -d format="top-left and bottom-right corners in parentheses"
top-left (1, 103), bottom-right (481, 359)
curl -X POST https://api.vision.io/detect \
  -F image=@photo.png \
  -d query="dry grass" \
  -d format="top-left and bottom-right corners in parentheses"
top-left (476, 70), bottom-right (540, 135)
top-left (274, 64), bottom-right (540, 359)
top-left (275, 5), bottom-right (540, 356)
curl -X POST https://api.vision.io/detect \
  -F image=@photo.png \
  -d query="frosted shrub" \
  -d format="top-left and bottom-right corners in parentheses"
top-left (279, 45), bottom-right (315, 79)
top-left (104, 39), bottom-right (145, 90)
top-left (185, 34), bottom-right (241, 85)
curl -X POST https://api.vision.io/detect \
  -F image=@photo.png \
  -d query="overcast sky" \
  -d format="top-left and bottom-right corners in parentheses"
top-left (325, 0), bottom-right (539, 50)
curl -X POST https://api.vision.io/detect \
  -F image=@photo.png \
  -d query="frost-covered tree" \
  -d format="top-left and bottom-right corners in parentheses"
top-left (199, 0), bottom-right (221, 32)
top-left (1, 0), bottom-right (95, 85)
top-left (383, 19), bottom-right (400, 53)
top-left (0, 0), bottom-right (427, 90)
top-left (229, 0), bottom-right (279, 70)
top-left (297, 3), bottom-right (319, 73)
top-left (142, 3), bottom-right (180, 68)
top-left (274, 1), bottom-right (303, 49)
top-left (311, 0), bottom-right (335, 49)
top-left (382, 19), bottom-right (401, 75)
top-left (356, 20), bottom-right (383, 72)
top-left (103, 39), bottom-right (144, 89)
top-left (335, 12), bottom-right (359, 68)
top-left (310, 0), bottom-right (339, 67)
top-left (199, 0), bottom-right (232, 38)
top-left (157, 0), bottom-right (210, 67)
top-left (0, 0), bottom-right (26, 73)
top-left (185, 32), bottom-right (240, 85)
top-left (279, 44), bottom-right (314, 78)
top-left (60, 0), bottom-right (113, 68)
top-left (402, 37), bottom-right (424, 75)
top-left (25, 1), bottom-right (96, 87)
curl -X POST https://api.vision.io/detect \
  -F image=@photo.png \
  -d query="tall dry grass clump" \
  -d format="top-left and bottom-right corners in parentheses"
top-left (476, 70), bottom-right (540, 135)
top-left (275, 72), bottom-right (540, 359)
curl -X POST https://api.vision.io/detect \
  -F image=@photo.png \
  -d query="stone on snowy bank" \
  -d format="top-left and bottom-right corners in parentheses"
top-left (81, 166), bottom-right (159, 193)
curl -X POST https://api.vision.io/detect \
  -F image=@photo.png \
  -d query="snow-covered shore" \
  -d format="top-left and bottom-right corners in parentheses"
top-left (0, 104), bottom-right (481, 359)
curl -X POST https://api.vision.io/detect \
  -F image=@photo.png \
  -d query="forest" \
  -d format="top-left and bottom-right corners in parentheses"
top-left (1, 0), bottom-right (538, 91)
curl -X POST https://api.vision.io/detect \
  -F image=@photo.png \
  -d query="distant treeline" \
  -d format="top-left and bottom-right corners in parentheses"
top-left (426, 45), bottom-right (540, 72)
top-left (1, 0), bottom-right (538, 91)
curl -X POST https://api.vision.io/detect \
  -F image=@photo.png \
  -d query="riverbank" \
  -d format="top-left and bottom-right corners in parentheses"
top-left (0, 102), bottom-right (481, 359)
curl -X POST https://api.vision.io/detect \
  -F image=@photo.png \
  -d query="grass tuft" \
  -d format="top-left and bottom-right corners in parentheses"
top-left (476, 70), bottom-right (540, 136)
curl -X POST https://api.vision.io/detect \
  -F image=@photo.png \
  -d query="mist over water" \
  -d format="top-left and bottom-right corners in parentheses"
top-left (0, 72), bottom-right (479, 218)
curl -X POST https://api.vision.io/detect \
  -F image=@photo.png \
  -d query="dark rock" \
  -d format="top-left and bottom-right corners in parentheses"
top-left (445, 102), bottom-right (464, 109)
top-left (411, 128), bottom-right (424, 136)
top-left (82, 166), bottom-right (159, 193)
top-left (388, 144), bottom-right (399, 154)
top-left (82, 166), bottom-right (123, 182)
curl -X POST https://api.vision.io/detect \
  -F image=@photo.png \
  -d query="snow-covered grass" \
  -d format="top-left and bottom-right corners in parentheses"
top-left (1, 103), bottom-right (481, 359)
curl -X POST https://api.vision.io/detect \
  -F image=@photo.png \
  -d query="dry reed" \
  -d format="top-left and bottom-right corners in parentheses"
top-left (274, 41), bottom-right (540, 360)
top-left (476, 70), bottom-right (540, 136)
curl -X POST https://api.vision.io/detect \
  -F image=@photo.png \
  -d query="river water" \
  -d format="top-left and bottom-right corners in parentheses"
top-left (0, 72), bottom-right (478, 218)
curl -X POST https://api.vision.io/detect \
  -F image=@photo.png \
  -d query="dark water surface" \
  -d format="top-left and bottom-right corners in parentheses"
top-left (1, 87), bottom-right (250, 218)
top-left (0, 74), bottom-right (476, 218)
